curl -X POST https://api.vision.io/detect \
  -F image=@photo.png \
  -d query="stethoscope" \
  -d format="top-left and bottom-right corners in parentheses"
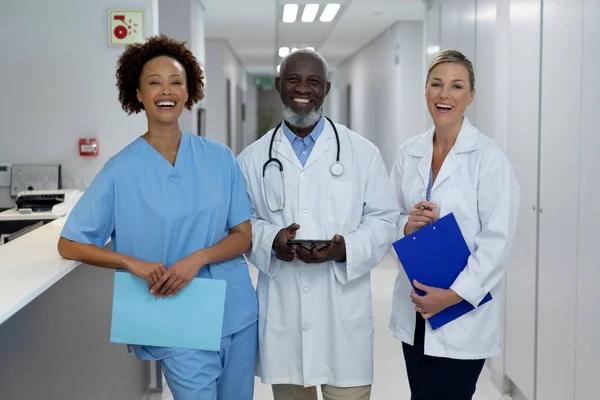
top-left (262, 116), bottom-right (344, 213)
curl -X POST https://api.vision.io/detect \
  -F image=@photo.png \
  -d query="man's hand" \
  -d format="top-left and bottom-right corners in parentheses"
top-left (150, 255), bottom-right (203, 298)
top-left (410, 280), bottom-right (462, 319)
top-left (295, 234), bottom-right (346, 264)
top-left (272, 223), bottom-right (301, 261)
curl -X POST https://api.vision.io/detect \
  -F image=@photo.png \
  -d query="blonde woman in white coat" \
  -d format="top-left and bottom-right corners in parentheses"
top-left (389, 49), bottom-right (520, 400)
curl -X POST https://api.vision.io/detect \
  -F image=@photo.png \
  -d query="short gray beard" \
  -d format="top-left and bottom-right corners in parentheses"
top-left (282, 105), bottom-right (323, 129)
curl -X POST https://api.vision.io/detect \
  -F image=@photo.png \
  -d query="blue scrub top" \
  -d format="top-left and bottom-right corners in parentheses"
top-left (61, 132), bottom-right (258, 358)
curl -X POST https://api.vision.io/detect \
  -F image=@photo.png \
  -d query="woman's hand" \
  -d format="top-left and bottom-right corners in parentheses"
top-left (404, 201), bottom-right (440, 236)
top-left (149, 255), bottom-right (204, 298)
top-left (410, 280), bottom-right (463, 319)
top-left (126, 259), bottom-right (167, 287)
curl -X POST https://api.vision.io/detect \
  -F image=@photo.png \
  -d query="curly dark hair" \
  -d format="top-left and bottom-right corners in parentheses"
top-left (116, 35), bottom-right (204, 114)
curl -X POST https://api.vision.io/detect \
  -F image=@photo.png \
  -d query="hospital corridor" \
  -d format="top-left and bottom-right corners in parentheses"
top-left (1, 1), bottom-right (599, 400)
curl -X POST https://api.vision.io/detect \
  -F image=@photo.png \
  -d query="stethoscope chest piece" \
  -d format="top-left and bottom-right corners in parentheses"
top-left (330, 161), bottom-right (344, 177)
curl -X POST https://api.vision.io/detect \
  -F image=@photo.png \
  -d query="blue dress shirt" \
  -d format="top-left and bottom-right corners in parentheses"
top-left (282, 116), bottom-right (325, 166)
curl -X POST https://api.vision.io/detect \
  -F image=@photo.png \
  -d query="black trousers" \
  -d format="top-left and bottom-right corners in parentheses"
top-left (402, 313), bottom-right (485, 400)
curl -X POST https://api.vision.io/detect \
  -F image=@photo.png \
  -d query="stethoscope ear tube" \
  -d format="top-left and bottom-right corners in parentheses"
top-left (262, 157), bottom-right (283, 176)
top-left (263, 121), bottom-right (284, 177)
top-left (323, 116), bottom-right (340, 163)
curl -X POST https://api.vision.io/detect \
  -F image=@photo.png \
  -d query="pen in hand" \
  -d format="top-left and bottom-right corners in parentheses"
top-left (405, 201), bottom-right (440, 236)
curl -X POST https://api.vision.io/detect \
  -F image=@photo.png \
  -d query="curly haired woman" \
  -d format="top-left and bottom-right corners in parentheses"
top-left (57, 35), bottom-right (257, 400)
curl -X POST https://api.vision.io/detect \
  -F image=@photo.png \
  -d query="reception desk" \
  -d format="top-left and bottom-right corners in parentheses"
top-left (0, 217), bottom-right (153, 399)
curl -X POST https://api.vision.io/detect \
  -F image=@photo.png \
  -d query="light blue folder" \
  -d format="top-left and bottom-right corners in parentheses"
top-left (392, 213), bottom-right (492, 330)
top-left (110, 270), bottom-right (227, 351)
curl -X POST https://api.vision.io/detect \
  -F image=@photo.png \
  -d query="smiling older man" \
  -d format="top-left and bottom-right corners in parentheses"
top-left (237, 49), bottom-right (399, 400)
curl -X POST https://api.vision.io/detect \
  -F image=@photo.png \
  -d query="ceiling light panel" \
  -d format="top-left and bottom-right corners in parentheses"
top-left (278, 47), bottom-right (290, 57)
top-left (301, 4), bottom-right (320, 23)
top-left (283, 4), bottom-right (299, 23)
top-left (320, 4), bottom-right (341, 22)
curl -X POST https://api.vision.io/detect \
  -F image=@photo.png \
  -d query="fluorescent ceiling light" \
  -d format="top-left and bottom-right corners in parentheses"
top-left (320, 4), bottom-right (340, 22)
top-left (427, 45), bottom-right (440, 55)
top-left (301, 4), bottom-right (319, 22)
top-left (279, 47), bottom-right (290, 57)
top-left (283, 4), bottom-right (299, 23)
top-left (286, 46), bottom-right (313, 53)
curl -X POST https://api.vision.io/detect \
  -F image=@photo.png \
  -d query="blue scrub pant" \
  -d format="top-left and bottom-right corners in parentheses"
top-left (160, 321), bottom-right (257, 400)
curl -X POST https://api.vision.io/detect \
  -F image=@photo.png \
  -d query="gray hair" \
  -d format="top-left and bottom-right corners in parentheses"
top-left (279, 48), bottom-right (329, 79)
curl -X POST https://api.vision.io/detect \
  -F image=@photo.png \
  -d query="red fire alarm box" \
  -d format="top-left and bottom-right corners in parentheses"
top-left (79, 138), bottom-right (99, 157)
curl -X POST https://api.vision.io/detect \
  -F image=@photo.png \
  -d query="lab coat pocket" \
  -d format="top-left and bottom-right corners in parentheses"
top-left (326, 181), bottom-right (358, 227)
top-left (336, 277), bottom-right (373, 321)
top-left (441, 304), bottom-right (499, 355)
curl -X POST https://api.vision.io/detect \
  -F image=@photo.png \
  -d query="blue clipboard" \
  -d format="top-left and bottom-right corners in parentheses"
top-left (392, 213), bottom-right (492, 330)
top-left (110, 271), bottom-right (227, 351)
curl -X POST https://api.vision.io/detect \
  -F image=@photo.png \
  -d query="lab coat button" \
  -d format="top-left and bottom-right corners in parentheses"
top-left (302, 324), bottom-right (310, 332)
top-left (301, 173), bottom-right (307, 178)
top-left (302, 209), bottom-right (309, 215)
top-left (303, 287), bottom-right (309, 293)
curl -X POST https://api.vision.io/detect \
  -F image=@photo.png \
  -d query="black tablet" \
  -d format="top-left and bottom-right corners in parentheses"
top-left (287, 239), bottom-right (332, 250)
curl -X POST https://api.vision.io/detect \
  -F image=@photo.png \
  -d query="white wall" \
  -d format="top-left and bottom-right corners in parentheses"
top-left (243, 77), bottom-right (259, 148)
top-left (504, 1), bottom-right (542, 398)
top-left (158, 0), bottom-right (206, 134)
top-left (537, 1), bottom-right (584, 399)
top-left (575, 1), bottom-right (600, 399)
top-left (331, 21), bottom-right (425, 170)
top-left (204, 39), bottom-right (246, 154)
top-left (323, 70), bottom-right (338, 126)
top-left (0, 0), bottom-right (158, 208)
top-left (191, 0), bottom-right (207, 72)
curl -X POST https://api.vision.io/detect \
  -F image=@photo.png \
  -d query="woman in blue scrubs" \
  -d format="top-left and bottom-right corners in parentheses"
top-left (57, 35), bottom-right (258, 400)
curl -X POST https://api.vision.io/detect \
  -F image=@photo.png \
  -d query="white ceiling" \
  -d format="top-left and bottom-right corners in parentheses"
top-left (201, 0), bottom-right (425, 75)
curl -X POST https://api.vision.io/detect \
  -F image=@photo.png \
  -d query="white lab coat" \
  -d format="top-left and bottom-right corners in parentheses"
top-left (389, 117), bottom-right (520, 360)
top-left (237, 120), bottom-right (399, 387)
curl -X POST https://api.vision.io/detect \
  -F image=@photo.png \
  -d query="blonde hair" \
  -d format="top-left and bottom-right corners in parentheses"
top-left (427, 49), bottom-right (475, 91)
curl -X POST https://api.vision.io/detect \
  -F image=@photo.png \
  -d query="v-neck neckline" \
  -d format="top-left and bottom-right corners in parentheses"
top-left (139, 131), bottom-right (187, 170)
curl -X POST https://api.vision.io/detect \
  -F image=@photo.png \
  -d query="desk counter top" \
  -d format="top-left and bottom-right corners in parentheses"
top-left (0, 217), bottom-right (81, 325)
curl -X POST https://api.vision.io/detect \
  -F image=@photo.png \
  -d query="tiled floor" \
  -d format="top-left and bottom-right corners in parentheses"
top-left (155, 252), bottom-right (505, 400)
